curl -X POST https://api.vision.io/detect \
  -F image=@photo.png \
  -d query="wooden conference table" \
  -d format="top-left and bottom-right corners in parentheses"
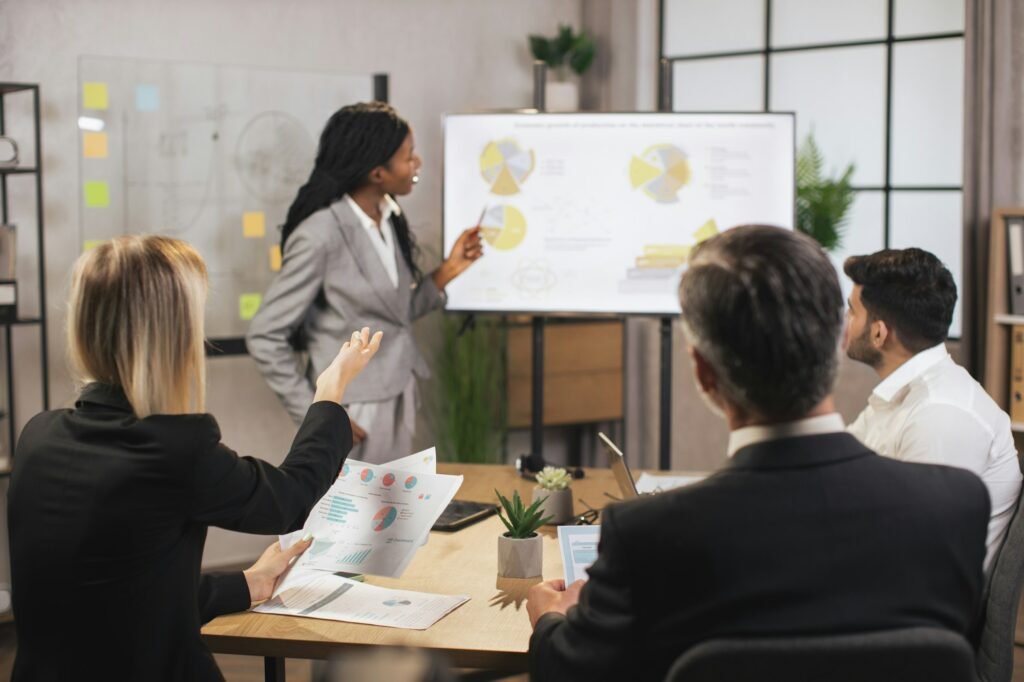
top-left (202, 462), bottom-right (688, 680)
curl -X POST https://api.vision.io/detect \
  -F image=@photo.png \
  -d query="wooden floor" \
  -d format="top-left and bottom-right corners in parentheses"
top-left (2, 611), bottom-right (1024, 681)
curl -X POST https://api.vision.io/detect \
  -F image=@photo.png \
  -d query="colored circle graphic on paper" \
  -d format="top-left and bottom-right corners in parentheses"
top-left (340, 463), bottom-right (350, 477)
top-left (373, 506), bottom-right (398, 531)
top-left (382, 473), bottom-right (396, 487)
top-left (360, 468), bottom-right (374, 483)
top-left (404, 475), bottom-right (418, 490)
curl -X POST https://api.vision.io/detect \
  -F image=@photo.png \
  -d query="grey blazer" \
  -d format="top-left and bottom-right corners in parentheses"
top-left (246, 199), bottom-right (445, 423)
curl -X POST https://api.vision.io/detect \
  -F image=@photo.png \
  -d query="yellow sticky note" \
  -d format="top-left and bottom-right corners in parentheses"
top-left (82, 132), bottom-right (108, 159)
top-left (243, 211), bottom-right (265, 238)
top-left (83, 82), bottom-right (108, 110)
top-left (83, 239), bottom-right (105, 252)
top-left (269, 245), bottom-right (282, 272)
top-left (239, 293), bottom-right (262, 321)
top-left (84, 181), bottom-right (110, 208)
top-left (693, 218), bottom-right (719, 244)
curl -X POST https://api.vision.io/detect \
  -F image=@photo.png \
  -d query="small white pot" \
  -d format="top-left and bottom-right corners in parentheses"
top-left (544, 80), bottom-right (579, 112)
top-left (532, 487), bottom-right (574, 526)
top-left (497, 533), bottom-right (543, 578)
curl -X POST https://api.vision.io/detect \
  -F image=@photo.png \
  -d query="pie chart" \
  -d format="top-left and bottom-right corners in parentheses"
top-left (404, 475), bottom-right (418, 490)
top-left (629, 144), bottom-right (691, 203)
top-left (480, 205), bottom-right (527, 251)
top-left (373, 505), bottom-right (398, 531)
top-left (360, 468), bottom-right (374, 483)
top-left (382, 473), bottom-right (396, 487)
top-left (480, 138), bottom-right (535, 195)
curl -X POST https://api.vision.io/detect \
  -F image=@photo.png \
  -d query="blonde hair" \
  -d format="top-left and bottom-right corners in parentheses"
top-left (67, 235), bottom-right (208, 417)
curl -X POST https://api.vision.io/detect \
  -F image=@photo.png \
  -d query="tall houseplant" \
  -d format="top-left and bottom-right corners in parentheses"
top-left (528, 24), bottom-right (595, 111)
top-left (430, 315), bottom-right (506, 463)
top-left (796, 133), bottom-right (856, 252)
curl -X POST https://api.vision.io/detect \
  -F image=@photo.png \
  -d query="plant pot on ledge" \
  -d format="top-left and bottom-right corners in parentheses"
top-left (497, 533), bottom-right (543, 578)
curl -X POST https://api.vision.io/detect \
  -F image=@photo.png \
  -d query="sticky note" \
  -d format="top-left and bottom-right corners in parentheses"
top-left (82, 82), bottom-right (108, 110)
top-left (83, 239), bottom-right (105, 252)
top-left (135, 84), bottom-right (160, 112)
top-left (239, 293), bottom-right (262, 321)
top-left (243, 211), bottom-right (266, 238)
top-left (269, 245), bottom-right (282, 272)
top-left (692, 218), bottom-right (719, 244)
top-left (82, 132), bottom-right (108, 159)
top-left (84, 181), bottom-right (110, 208)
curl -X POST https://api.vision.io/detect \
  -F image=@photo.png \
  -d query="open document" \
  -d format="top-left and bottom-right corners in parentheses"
top-left (280, 449), bottom-right (462, 578)
top-left (255, 571), bottom-right (468, 630)
top-left (634, 472), bottom-right (706, 495)
top-left (558, 525), bottom-right (601, 584)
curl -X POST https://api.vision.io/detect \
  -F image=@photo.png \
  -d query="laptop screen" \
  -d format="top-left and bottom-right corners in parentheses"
top-left (598, 432), bottom-right (639, 500)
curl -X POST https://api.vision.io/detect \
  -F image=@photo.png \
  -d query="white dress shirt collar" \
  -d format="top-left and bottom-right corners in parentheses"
top-left (871, 343), bottom-right (949, 404)
top-left (343, 194), bottom-right (402, 288)
top-left (727, 413), bottom-right (846, 457)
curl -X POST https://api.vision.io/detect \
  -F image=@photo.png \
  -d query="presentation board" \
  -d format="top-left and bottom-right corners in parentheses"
top-left (77, 56), bottom-right (377, 340)
top-left (442, 112), bottom-right (795, 315)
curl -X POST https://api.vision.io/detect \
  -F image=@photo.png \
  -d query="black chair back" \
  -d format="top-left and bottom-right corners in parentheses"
top-left (664, 627), bottom-right (974, 682)
top-left (976, 486), bottom-right (1024, 682)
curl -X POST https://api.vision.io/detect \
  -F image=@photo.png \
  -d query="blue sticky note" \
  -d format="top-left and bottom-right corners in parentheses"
top-left (135, 84), bottom-right (160, 112)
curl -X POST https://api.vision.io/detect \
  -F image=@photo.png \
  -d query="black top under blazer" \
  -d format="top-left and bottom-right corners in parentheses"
top-left (529, 432), bottom-right (991, 682)
top-left (7, 383), bottom-right (352, 682)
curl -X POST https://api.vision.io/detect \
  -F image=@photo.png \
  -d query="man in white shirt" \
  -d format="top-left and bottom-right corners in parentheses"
top-left (845, 247), bottom-right (1022, 571)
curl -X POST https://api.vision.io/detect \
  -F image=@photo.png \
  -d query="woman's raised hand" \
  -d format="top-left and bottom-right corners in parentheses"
top-left (314, 327), bottom-right (384, 405)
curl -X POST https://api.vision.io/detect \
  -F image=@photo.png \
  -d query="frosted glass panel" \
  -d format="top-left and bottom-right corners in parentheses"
top-left (772, 0), bottom-right (887, 48)
top-left (889, 191), bottom-right (963, 337)
top-left (673, 56), bottom-right (764, 112)
top-left (894, 0), bottom-right (965, 37)
top-left (770, 46), bottom-right (887, 186)
top-left (891, 39), bottom-right (964, 186)
top-left (829, 191), bottom-right (885, 302)
top-left (663, 0), bottom-right (765, 57)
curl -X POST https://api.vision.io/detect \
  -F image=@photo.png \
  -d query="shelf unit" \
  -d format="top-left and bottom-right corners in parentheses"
top-left (0, 82), bottom-right (50, 478)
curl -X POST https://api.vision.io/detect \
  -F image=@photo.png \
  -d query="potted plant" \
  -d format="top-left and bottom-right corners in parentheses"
top-left (528, 24), bottom-right (595, 112)
top-left (532, 466), bottom-right (574, 525)
top-left (795, 132), bottom-right (856, 252)
top-left (496, 489), bottom-right (552, 578)
top-left (429, 314), bottom-right (506, 463)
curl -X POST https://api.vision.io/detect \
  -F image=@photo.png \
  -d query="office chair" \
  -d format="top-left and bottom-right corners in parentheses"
top-left (663, 627), bottom-right (974, 682)
top-left (975, 487), bottom-right (1024, 682)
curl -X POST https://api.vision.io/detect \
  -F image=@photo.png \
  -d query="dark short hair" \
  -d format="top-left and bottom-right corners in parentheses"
top-left (679, 225), bottom-right (844, 421)
top-left (843, 248), bottom-right (956, 353)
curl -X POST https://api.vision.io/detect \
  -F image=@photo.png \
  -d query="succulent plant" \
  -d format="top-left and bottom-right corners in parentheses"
top-left (495, 489), bottom-right (552, 539)
top-left (535, 466), bottom-right (572, 491)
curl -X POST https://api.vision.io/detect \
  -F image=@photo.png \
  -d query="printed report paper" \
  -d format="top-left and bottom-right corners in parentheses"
top-left (255, 571), bottom-right (468, 630)
top-left (558, 525), bottom-right (601, 584)
top-left (280, 449), bottom-right (462, 578)
top-left (634, 472), bottom-right (705, 495)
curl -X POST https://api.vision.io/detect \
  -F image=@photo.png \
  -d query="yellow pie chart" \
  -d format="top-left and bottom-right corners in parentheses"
top-left (479, 205), bottom-right (527, 251)
top-left (480, 138), bottom-right (535, 195)
top-left (629, 143), bottom-right (691, 204)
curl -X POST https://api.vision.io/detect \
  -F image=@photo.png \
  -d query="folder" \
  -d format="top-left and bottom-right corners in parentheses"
top-left (1007, 217), bottom-right (1024, 315)
top-left (1010, 325), bottom-right (1024, 424)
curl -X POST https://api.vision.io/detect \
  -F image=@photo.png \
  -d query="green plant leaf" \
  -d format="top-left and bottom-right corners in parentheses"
top-left (497, 509), bottom-right (514, 534)
top-left (529, 35), bottom-right (549, 63)
top-left (554, 25), bottom-right (575, 56)
top-left (569, 34), bottom-right (595, 75)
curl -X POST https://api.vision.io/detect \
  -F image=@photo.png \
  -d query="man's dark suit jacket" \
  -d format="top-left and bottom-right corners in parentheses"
top-left (530, 432), bottom-right (990, 682)
top-left (7, 383), bottom-right (352, 682)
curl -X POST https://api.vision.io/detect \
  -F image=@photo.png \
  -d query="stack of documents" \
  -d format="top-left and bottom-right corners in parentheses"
top-left (265, 448), bottom-right (470, 629)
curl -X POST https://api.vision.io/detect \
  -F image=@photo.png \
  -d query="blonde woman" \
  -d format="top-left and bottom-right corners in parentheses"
top-left (7, 236), bottom-right (382, 682)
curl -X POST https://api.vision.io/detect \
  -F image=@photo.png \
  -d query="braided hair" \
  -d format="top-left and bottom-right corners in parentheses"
top-left (281, 102), bottom-right (421, 281)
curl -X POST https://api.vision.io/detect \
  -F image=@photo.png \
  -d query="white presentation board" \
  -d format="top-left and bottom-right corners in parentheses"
top-left (442, 112), bottom-right (795, 315)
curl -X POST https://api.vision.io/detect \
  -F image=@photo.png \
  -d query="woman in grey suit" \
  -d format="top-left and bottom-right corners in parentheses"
top-left (247, 102), bottom-right (482, 463)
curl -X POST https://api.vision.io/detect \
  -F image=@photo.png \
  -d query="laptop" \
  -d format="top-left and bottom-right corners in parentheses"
top-left (597, 432), bottom-right (639, 500)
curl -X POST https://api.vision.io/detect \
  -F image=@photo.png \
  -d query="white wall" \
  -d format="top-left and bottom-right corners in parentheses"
top-left (0, 0), bottom-right (582, 575)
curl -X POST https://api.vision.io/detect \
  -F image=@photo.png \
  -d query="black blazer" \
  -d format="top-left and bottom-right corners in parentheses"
top-left (7, 383), bottom-right (352, 682)
top-left (529, 433), bottom-right (990, 682)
